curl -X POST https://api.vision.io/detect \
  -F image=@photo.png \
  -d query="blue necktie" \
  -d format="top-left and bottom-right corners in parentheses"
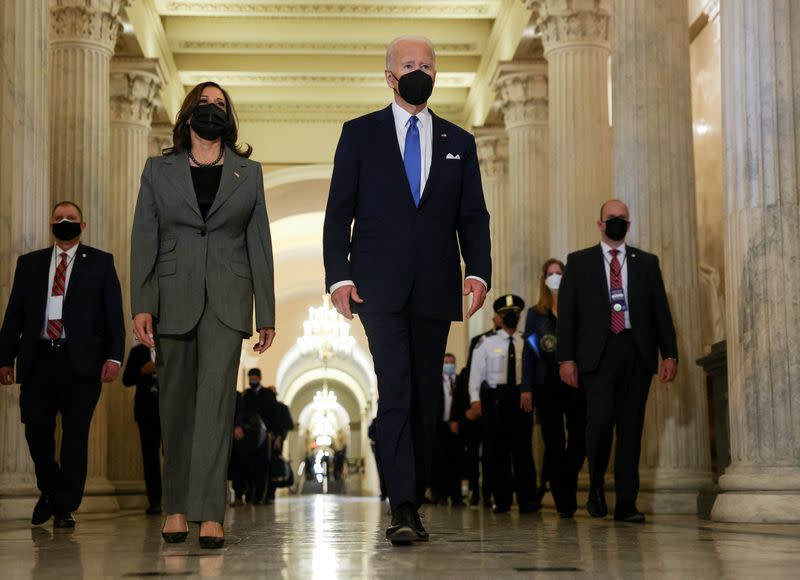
top-left (404, 116), bottom-right (421, 207)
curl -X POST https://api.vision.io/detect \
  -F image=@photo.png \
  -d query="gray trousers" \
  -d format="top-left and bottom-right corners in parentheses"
top-left (156, 309), bottom-right (245, 523)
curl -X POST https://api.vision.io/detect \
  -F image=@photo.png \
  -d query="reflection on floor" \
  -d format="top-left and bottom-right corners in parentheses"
top-left (1, 496), bottom-right (799, 579)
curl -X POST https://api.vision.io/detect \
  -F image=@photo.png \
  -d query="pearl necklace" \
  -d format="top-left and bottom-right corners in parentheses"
top-left (188, 147), bottom-right (224, 168)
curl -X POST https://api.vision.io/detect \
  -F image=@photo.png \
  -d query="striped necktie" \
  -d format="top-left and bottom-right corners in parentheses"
top-left (46, 252), bottom-right (69, 340)
top-left (610, 249), bottom-right (625, 334)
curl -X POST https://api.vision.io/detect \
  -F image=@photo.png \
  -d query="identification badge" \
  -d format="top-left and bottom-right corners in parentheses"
top-left (48, 295), bottom-right (63, 320)
top-left (610, 288), bottom-right (628, 312)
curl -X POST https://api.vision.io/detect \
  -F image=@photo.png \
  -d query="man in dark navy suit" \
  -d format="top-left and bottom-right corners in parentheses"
top-left (0, 201), bottom-right (125, 528)
top-left (323, 36), bottom-right (491, 545)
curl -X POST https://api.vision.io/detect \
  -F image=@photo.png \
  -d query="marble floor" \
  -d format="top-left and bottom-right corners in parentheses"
top-left (1, 495), bottom-right (799, 579)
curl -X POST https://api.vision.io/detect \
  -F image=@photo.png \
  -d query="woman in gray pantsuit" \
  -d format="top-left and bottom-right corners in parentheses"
top-left (131, 81), bottom-right (276, 549)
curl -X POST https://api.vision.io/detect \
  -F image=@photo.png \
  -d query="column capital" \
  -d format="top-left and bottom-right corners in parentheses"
top-left (527, 0), bottom-right (610, 55)
top-left (149, 122), bottom-right (174, 156)
top-left (492, 61), bottom-right (548, 130)
top-left (473, 127), bottom-right (509, 179)
top-left (50, 0), bottom-right (129, 53)
top-left (110, 58), bottom-right (164, 127)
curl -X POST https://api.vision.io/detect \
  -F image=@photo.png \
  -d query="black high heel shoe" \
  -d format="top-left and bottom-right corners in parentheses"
top-left (161, 521), bottom-right (189, 543)
top-left (199, 522), bottom-right (225, 549)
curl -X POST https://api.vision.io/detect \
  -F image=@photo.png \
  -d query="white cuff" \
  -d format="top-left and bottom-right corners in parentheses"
top-left (107, 360), bottom-right (121, 367)
top-left (329, 280), bottom-right (355, 294)
top-left (466, 275), bottom-right (487, 289)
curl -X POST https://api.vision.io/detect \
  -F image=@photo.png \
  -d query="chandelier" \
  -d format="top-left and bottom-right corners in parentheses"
top-left (296, 294), bottom-right (355, 363)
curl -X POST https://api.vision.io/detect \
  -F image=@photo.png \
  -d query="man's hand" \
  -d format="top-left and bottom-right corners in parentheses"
top-left (0, 366), bottom-right (14, 386)
top-left (101, 361), bottom-right (121, 383)
top-left (659, 358), bottom-right (678, 383)
top-left (331, 285), bottom-right (364, 320)
top-left (464, 279), bottom-right (487, 319)
top-left (520, 392), bottom-right (533, 413)
top-left (253, 328), bottom-right (276, 354)
top-left (141, 361), bottom-right (157, 375)
top-left (133, 313), bottom-right (155, 348)
top-left (560, 361), bottom-right (579, 388)
top-left (273, 435), bottom-right (283, 450)
top-left (465, 401), bottom-right (482, 421)
top-left (449, 421), bottom-right (459, 434)
top-left (234, 426), bottom-right (245, 441)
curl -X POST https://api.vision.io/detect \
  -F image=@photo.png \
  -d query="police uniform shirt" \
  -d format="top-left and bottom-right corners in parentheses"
top-left (468, 329), bottom-right (524, 403)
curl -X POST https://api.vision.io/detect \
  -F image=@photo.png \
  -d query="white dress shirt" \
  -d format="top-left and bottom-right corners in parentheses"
top-left (600, 240), bottom-right (632, 329)
top-left (42, 244), bottom-right (79, 339)
top-left (329, 102), bottom-right (487, 295)
top-left (468, 329), bottom-right (524, 403)
top-left (442, 373), bottom-right (456, 421)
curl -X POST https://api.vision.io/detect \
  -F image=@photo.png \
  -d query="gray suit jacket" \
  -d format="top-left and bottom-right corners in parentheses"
top-left (130, 147), bottom-right (275, 336)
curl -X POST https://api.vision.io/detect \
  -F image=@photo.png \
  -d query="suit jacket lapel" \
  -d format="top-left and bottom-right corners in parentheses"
top-left (35, 249), bottom-right (52, 320)
top-left (163, 152), bottom-right (202, 219)
top-left (380, 106), bottom-right (417, 209)
top-left (593, 244), bottom-right (610, 300)
top-left (626, 245), bottom-right (638, 320)
top-left (418, 111), bottom-right (444, 208)
top-left (65, 244), bottom-right (85, 304)
top-left (206, 147), bottom-right (249, 220)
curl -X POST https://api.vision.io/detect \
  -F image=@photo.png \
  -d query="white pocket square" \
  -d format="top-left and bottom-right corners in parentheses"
top-left (446, 153), bottom-right (461, 160)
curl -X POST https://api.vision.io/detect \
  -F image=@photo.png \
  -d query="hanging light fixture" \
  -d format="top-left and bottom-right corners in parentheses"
top-left (297, 294), bottom-right (355, 363)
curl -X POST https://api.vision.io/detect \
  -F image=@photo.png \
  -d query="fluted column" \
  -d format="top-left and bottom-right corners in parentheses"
top-left (493, 62), bottom-right (549, 303)
top-left (612, 0), bottom-right (712, 513)
top-left (529, 0), bottom-right (612, 258)
top-left (149, 122), bottom-right (173, 158)
top-left (712, 0), bottom-right (800, 523)
top-left (473, 127), bottom-right (509, 335)
top-left (0, 0), bottom-right (49, 520)
top-left (107, 59), bottom-right (162, 503)
top-left (50, 0), bottom-right (127, 511)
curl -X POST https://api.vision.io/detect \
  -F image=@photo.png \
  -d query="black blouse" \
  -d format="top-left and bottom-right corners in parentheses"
top-left (190, 164), bottom-right (223, 220)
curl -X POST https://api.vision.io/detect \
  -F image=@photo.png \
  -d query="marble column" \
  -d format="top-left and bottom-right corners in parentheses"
top-left (0, 0), bottom-right (49, 520)
top-left (50, 0), bottom-right (127, 512)
top-left (530, 0), bottom-right (612, 259)
top-left (148, 122), bottom-right (173, 158)
top-left (612, 0), bottom-right (712, 513)
top-left (107, 58), bottom-right (162, 506)
top-left (712, 0), bottom-right (800, 523)
top-left (493, 62), bottom-right (549, 303)
top-left (473, 127), bottom-right (509, 335)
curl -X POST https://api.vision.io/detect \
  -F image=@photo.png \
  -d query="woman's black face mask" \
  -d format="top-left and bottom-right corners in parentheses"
top-left (191, 103), bottom-right (228, 140)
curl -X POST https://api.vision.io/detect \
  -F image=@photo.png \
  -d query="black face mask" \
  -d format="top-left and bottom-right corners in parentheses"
top-left (52, 220), bottom-right (81, 242)
top-left (392, 69), bottom-right (434, 106)
top-left (604, 217), bottom-right (629, 242)
top-left (191, 103), bottom-right (228, 140)
top-left (502, 311), bottom-right (520, 329)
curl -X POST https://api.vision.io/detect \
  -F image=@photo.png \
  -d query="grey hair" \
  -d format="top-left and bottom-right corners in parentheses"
top-left (385, 36), bottom-right (437, 69)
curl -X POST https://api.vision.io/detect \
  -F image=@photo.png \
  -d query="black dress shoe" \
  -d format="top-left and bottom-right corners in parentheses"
top-left (586, 489), bottom-right (608, 518)
top-left (614, 509), bottom-right (646, 523)
top-left (493, 505), bottom-right (511, 514)
top-left (412, 511), bottom-right (429, 542)
top-left (558, 510), bottom-right (577, 519)
top-left (386, 504), bottom-right (417, 545)
top-left (53, 512), bottom-right (76, 529)
top-left (469, 493), bottom-right (480, 507)
top-left (31, 494), bottom-right (53, 526)
top-left (199, 535), bottom-right (225, 549)
top-left (451, 499), bottom-right (466, 508)
top-left (518, 500), bottom-right (543, 514)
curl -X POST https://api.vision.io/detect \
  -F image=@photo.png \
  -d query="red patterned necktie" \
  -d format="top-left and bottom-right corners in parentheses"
top-left (609, 249), bottom-right (625, 334)
top-left (46, 252), bottom-right (69, 340)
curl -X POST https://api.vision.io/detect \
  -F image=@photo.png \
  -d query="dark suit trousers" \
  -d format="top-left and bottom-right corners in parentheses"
top-left (136, 418), bottom-right (162, 508)
top-left (536, 381), bottom-right (586, 514)
top-left (20, 342), bottom-right (101, 513)
top-left (581, 331), bottom-right (652, 510)
top-left (481, 385), bottom-right (536, 510)
top-left (461, 418), bottom-right (483, 497)
top-left (431, 421), bottom-right (463, 501)
top-left (359, 312), bottom-right (451, 509)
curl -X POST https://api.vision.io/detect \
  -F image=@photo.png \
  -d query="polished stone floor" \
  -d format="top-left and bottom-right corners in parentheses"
top-left (1, 496), bottom-right (800, 579)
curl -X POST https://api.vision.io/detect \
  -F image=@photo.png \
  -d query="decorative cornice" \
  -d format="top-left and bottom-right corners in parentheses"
top-left (492, 62), bottom-right (548, 129)
top-left (158, 1), bottom-right (501, 19)
top-left (474, 128), bottom-right (508, 179)
top-left (179, 72), bottom-right (475, 88)
top-left (50, 0), bottom-right (129, 52)
top-left (110, 59), bottom-right (163, 126)
top-left (527, 0), bottom-right (610, 54)
top-left (172, 40), bottom-right (479, 56)
top-left (236, 103), bottom-right (464, 123)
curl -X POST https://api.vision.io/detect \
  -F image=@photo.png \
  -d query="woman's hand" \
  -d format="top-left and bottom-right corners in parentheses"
top-left (253, 328), bottom-right (276, 354)
top-left (133, 313), bottom-right (155, 348)
top-left (520, 392), bottom-right (533, 413)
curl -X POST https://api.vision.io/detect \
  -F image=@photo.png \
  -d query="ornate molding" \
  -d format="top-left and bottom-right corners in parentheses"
top-left (527, 0), bottom-right (610, 54)
top-left (493, 62), bottom-right (548, 129)
top-left (179, 72), bottom-right (475, 88)
top-left (236, 103), bottom-right (464, 123)
top-left (110, 59), bottom-right (163, 126)
top-left (172, 40), bottom-right (479, 56)
top-left (703, 0), bottom-right (720, 22)
top-left (50, 0), bottom-right (129, 52)
top-left (149, 123), bottom-right (174, 156)
top-left (158, 1), bottom-right (501, 19)
top-left (474, 129), bottom-right (509, 179)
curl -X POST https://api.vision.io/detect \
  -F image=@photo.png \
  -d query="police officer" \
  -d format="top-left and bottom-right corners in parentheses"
top-left (468, 295), bottom-right (538, 514)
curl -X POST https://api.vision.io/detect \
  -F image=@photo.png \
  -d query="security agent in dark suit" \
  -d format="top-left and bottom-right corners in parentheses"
top-left (323, 36), bottom-right (491, 544)
top-left (242, 368), bottom-right (273, 505)
top-left (430, 353), bottom-right (467, 506)
top-left (122, 343), bottom-right (162, 514)
top-left (266, 389), bottom-right (294, 502)
top-left (0, 201), bottom-right (125, 528)
top-left (557, 200), bottom-right (678, 523)
top-left (469, 295), bottom-right (538, 514)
